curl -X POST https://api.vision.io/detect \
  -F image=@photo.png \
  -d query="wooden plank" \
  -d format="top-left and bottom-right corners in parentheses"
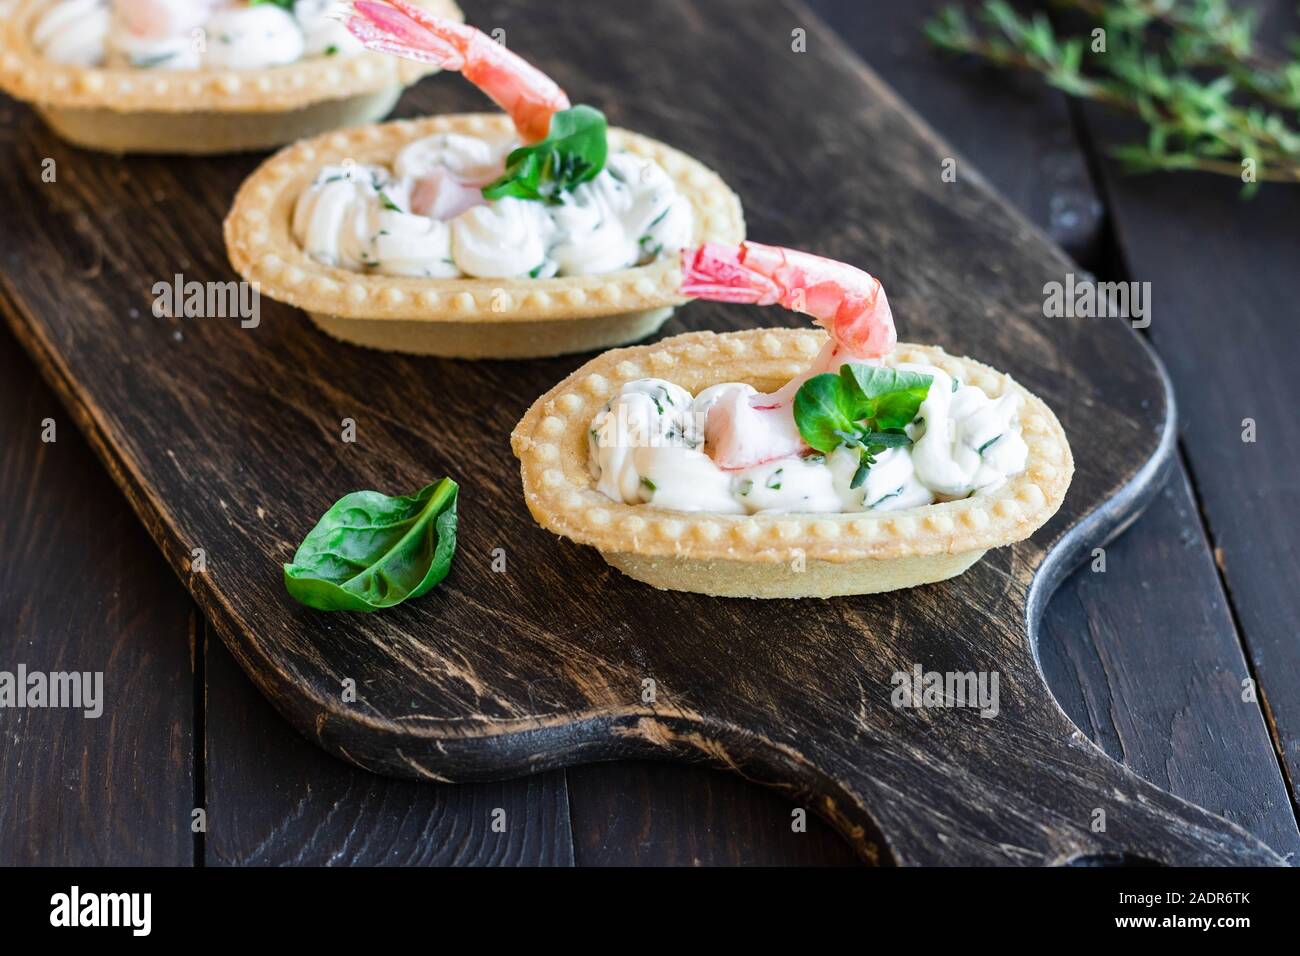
top-left (566, 762), bottom-right (860, 866)
top-left (0, 93), bottom-right (576, 870)
top-left (1039, 470), bottom-right (1300, 856)
top-left (805, 0), bottom-right (1104, 265)
top-left (0, 325), bottom-right (195, 865)
top-left (0, 0), bottom-right (1280, 864)
top-left (204, 620), bottom-right (573, 866)
top-left (816, 0), bottom-right (1298, 856)
top-left (566, 0), bottom-right (1112, 866)
top-left (1082, 102), bottom-right (1300, 818)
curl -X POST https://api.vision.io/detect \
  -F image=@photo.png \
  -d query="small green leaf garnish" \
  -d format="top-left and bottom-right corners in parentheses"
top-left (794, 364), bottom-right (931, 452)
top-left (482, 105), bottom-right (608, 204)
top-left (977, 434), bottom-right (1003, 455)
top-left (850, 456), bottom-right (872, 490)
top-left (859, 431), bottom-right (914, 449)
top-left (641, 476), bottom-right (657, 492)
top-left (792, 374), bottom-right (859, 453)
top-left (839, 365), bottom-right (934, 430)
top-left (766, 468), bottom-right (784, 490)
top-left (377, 190), bottom-right (402, 212)
top-left (284, 478), bottom-right (458, 612)
top-left (794, 363), bottom-right (932, 488)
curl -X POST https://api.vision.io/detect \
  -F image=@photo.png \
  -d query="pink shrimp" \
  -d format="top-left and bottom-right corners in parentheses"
top-left (680, 242), bottom-right (898, 471)
top-left (344, 1), bottom-right (570, 144)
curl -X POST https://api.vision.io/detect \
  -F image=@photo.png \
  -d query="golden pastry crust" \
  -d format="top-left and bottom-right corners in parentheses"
top-left (0, 0), bottom-right (460, 112)
top-left (224, 114), bottom-right (745, 326)
top-left (512, 329), bottom-right (1074, 569)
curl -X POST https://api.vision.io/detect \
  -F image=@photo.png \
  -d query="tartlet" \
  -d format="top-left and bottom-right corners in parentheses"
top-left (0, 0), bottom-right (461, 154)
top-left (512, 328), bottom-right (1073, 598)
top-left (224, 113), bottom-right (743, 358)
top-left (224, 2), bottom-right (745, 359)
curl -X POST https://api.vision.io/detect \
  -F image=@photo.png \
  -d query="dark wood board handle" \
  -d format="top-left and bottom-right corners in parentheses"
top-left (0, 0), bottom-right (1281, 864)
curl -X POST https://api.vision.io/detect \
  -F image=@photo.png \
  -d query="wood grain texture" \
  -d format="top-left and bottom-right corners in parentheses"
top-left (837, 0), bottom-right (1298, 857)
top-left (204, 620), bottom-right (573, 866)
top-left (1038, 472), bottom-right (1300, 857)
top-left (566, 761), bottom-right (860, 866)
top-left (1081, 116), bottom-right (1300, 815)
top-left (1061, 0), bottom-right (1300, 824)
top-left (0, 325), bottom-right (195, 865)
top-left (0, 0), bottom-right (1283, 864)
top-left (805, 0), bottom-right (1104, 264)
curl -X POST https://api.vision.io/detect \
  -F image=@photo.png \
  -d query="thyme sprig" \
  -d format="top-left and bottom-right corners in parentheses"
top-left (926, 0), bottom-right (1300, 192)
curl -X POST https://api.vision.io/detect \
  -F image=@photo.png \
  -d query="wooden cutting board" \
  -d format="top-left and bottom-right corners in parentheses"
top-left (0, 0), bottom-right (1281, 865)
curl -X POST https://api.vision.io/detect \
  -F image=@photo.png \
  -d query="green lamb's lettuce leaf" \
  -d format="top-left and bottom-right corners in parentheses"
top-left (837, 365), bottom-right (934, 430)
top-left (792, 373), bottom-right (859, 453)
top-left (793, 364), bottom-right (934, 491)
top-left (284, 478), bottom-right (459, 612)
top-left (482, 105), bottom-right (608, 204)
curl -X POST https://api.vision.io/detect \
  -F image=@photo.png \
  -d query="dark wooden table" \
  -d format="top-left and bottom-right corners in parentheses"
top-left (1, 0), bottom-right (1296, 866)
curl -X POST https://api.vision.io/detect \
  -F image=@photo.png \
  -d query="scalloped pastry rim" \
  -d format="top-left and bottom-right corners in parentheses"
top-left (512, 328), bottom-right (1074, 565)
top-left (223, 113), bottom-right (746, 324)
top-left (0, 0), bottom-right (460, 112)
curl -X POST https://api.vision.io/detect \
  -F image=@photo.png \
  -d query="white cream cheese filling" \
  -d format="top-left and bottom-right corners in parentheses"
top-left (291, 134), bottom-right (694, 280)
top-left (588, 367), bottom-right (1028, 515)
top-left (32, 0), bottom-right (361, 71)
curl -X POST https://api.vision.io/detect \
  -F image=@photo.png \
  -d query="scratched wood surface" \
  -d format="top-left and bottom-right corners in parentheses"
top-left (0, 328), bottom-right (196, 866)
top-left (809, 0), bottom-right (1300, 862)
top-left (1079, 96), bottom-right (1300, 822)
top-left (0, 0), bottom-right (1289, 864)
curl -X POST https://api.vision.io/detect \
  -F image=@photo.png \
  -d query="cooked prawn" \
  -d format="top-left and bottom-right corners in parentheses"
top-left (680, 241), bottom-right (899, 470)
top-left (344, 0), bottom-right (570, 143)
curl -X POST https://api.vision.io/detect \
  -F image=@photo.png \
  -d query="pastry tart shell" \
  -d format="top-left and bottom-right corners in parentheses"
top-left (0, 0), bottom-right (460, 154)
top-left (512, 329), bottom-right (1074, 598)
top-left (224, 114), bottom-right (745, 359)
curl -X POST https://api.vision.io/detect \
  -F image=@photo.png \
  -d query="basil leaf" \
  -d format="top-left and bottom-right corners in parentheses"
top-left (284, 478), bottom-right (459, 612)
top-left (482, 105), bottom-right (608, 204)
top-left (793, 373), bottom-right (858, 453)
top-left (839, 365), bottom-right (933, 430)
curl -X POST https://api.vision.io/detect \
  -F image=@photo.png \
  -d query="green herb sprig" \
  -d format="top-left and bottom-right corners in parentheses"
top-left (926, 0), bottom-right (1300, 193)
top-left (482, 105), bottom-right (609, 204)
top-left (284, 478), bottom-right (459, 612)
top-left (793, 365), bottom-right (932, 489)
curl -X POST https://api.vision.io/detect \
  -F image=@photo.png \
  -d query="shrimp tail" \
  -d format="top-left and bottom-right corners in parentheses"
top-left (681, 241), bottom-right (897, 360)
top-left (344, 1), bottom-right (569, 143)
top-left (344, 11), bottom-right (460, 66)
top-left (680, 243), bottom-right (782, 305)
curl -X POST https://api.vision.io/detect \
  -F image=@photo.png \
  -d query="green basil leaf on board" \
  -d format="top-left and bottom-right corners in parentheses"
top-left (284, 478), bottom-right (459, 612)
top-left (482, 105), bottom-right (609, 204)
